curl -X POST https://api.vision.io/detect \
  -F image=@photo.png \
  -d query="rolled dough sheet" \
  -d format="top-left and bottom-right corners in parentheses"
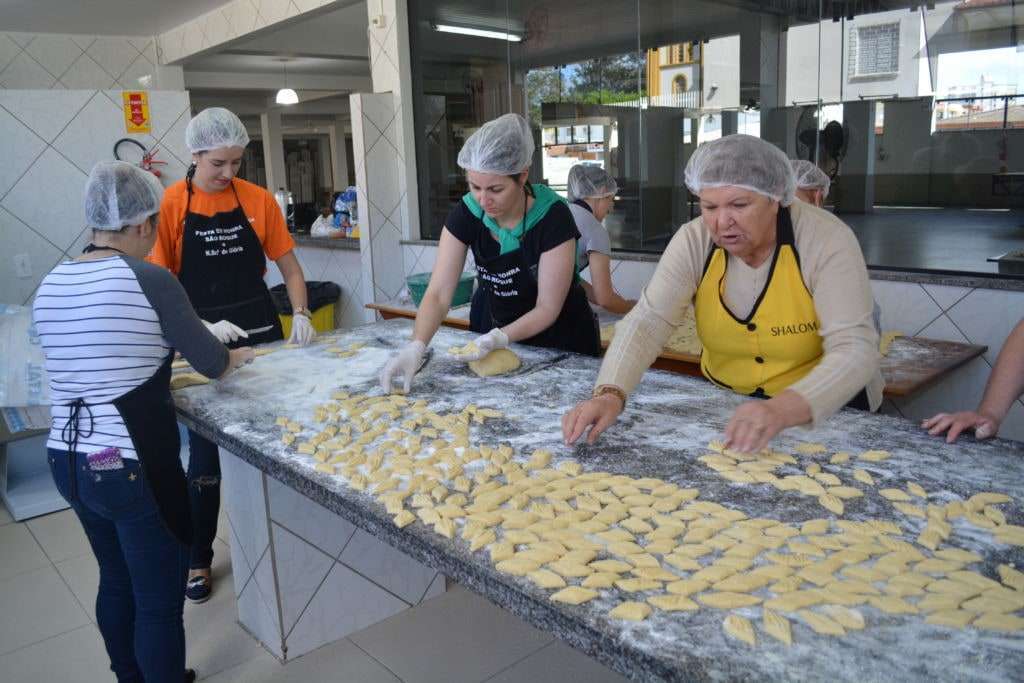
top-left (468, 349), bottom-right (521, 377)
top-left (602, 305), bottom-right (700, 356)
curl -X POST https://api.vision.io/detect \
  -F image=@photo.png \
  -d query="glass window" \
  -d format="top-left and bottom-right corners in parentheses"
top-left (409, 0), bottom-right (1021, 274)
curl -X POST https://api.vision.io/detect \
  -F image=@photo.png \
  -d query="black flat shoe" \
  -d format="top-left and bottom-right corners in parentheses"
top-left (184, 668), bottom-right (197, 683)
top-left (185, 575), bottom-right (212, 604)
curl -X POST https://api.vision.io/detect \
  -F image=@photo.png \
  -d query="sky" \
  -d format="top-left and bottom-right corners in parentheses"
top-left (936, 46), bottom-right (1023, 95)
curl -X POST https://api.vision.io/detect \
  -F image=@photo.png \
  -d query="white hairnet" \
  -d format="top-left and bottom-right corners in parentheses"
top-left (457, 113), bottom-right (534, 175)
top-left (684, 134), bottom-right (796, 206)
top-left (791, 159), bottom-right (831, 198)
top-left (567, 165), bottom-right (618, 201)
top-left (185, 107), bottom-right (250, 153)
top-left (84, 161), bottom-right (164, 230)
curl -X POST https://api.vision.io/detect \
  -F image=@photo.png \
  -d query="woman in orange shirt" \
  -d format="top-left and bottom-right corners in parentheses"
top-left (149, 107), bottom-right (314, 603)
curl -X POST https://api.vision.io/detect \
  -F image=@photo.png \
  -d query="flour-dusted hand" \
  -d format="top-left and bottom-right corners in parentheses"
top-left (288, 314), bottom-right (316, 346)
top-left (922, 410), bottom-right (999, 443)
top-left (380, 340), bottom-right (426, 393)
top-left (451, 328), bottom-right (509, 362)
top-left (203, 319), bottom-right (248, 344)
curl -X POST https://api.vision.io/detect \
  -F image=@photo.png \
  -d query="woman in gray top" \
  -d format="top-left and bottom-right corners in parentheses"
top-left (34, 161), bottom-right (252, 683)
top-left (566, 165), bottom-right (636, 314)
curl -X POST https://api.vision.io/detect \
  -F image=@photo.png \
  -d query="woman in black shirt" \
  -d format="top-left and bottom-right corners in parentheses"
top-left (381, 113), bottom-right (599, 392)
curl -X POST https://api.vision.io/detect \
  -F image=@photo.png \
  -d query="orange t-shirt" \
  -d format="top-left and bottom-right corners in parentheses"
top-left (148, 177), bottom-right (295, 275)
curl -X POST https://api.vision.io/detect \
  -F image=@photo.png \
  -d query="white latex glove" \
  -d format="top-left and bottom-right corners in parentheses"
top-left (203, 320), bottom-right (248, 344)
top-left (380, 340), bottom-right (426, 394)
top-left (454, 328), bottom-right (509, 362)
top-left (288, 314), bottom-right (316, 346)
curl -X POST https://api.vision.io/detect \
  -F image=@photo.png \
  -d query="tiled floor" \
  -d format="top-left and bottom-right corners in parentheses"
top-left (0, 505), bottom-right (628, 682)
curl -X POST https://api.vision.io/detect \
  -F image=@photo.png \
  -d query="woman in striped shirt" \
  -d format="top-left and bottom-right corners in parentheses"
top-left (33, 161), bottom-right (252, 683)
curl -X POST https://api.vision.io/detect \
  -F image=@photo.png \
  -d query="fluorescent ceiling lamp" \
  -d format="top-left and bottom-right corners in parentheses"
top-left (433, 23), bottom-right (521, 42)
top-left (276, 88), bottom-right (299, 105)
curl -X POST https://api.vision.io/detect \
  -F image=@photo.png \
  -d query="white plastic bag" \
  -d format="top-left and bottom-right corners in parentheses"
top-left (0, 304), bottom-right (50, 407)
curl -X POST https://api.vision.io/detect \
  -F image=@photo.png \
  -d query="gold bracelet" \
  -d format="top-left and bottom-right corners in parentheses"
top-left (592, 384), bottom-right (627, 407)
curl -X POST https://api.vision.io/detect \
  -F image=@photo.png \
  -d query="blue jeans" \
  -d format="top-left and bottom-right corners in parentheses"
top-left (48, 449), bottom-right (189, 683)
top-left (186, 429), bottom-right (220, 569)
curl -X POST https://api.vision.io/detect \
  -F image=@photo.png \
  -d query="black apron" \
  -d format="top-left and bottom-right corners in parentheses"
top-left (178, 181), bottom-right (283, 348)
top-left (60, 355), bottom-right (192, 545)
top-left (469, 237), bottom-right (600, 357)
top-left (112, 355), bottom-right (192, 545)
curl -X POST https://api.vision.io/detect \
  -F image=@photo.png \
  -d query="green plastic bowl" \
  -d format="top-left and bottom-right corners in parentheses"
top-left (407, 271), bottom-right (475, 307)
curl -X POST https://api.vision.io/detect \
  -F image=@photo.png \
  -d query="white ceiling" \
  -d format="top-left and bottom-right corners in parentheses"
top-left (183, 1), bottom-right (370, 76)
top-left (0, 0), bottom-right (236, 36)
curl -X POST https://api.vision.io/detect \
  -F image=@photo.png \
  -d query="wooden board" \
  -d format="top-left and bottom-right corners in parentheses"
top-left (364, 302), bottom-right (987, 398)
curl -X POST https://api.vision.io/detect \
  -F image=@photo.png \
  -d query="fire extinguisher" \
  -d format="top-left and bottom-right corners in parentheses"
top-left (113, 138), bottom-right (168, 178)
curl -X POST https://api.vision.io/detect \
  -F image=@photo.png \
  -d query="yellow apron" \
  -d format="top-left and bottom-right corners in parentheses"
top-left (694, 207), bottom-right (823, 398)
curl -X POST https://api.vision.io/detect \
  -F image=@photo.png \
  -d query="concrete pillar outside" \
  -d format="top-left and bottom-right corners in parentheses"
top-left (317, 135), bottom-right (333, 198)
top-left (260, 110), bottom-right (287, 193)
top-left (721, 111), bottom-right (739, 137)
top-left (835, 100), bottom-right (876, 214)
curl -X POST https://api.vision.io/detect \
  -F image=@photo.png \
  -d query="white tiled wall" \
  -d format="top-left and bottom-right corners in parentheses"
top-left (157, 0), bottom-right (336, 65)
top-left (0, 32), bottom-right (184, 90)
top-left (264, 245), bottom-right (365, 331)
top-left (0, 88), bottom-right (191, 306)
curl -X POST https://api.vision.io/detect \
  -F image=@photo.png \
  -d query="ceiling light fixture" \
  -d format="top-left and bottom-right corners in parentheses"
top-left (276, 58), bottom-right (299, 105)
top-left (433, 23), bottom-right (522, 42)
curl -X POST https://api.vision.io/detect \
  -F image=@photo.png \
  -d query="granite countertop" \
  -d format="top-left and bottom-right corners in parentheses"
top-left (293, 234), bottom-right (360, 251)
top-left (174, 320), bottom-right (1024, 682)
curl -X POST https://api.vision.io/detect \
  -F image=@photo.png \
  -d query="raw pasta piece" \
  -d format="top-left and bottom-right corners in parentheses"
top-left (934, 548), bottom-right (982, 564)
top-left (550, 586), bottom-right (599, 605)
top-left (907, 482), bottom-right (928, 499)
top-left (496, 558), bottom-right (541, 576)
top-left (393, 510), bottom-right (416, 528)
top-left (648, 594), bottom-right (699, 612)
top-left (880, 488), bottom-right (912, 502)
top-left (699, 591), bottom-right (762, 609)
top-left (829, 452), bottom-right (851, 465)
top-left (821, 605), bottom-right (865, 630)
top-left (765, 591), bottom-right (824, 612)
top-left (609, 601), bottom-right (652, 621)
top-left (893, 502), bottom-right (926, 518)
top-left (713, 573), bottom-right (773, 593)
top-left (798, 609), bottom-right (846, 636)
top-left (170, 373), bottom-right (210, 390)
top-left (615, 578), bottom-right (662, 593)
top-left (859, 450), bottom-right (890, 462)
top-left (582, 572), bottom-right (619, 589)
top-left (853, 469), bottom-right (875, 486)
top-left (973, 612), bottom-right (1024, 632)
top-left (529, 570), bottom-right (567, 589)
top-left (795, 443), bottom-right (827, 455)
top-left (801, 519), bottom-right (830, 536)
top-left (818, 494), bottom-right (844, 516)
top-left (998, 564), bottom-right (1024, 592)
top-left (868, 596), bottom-right (918, 614)
top-left (762, 609), bottom-right (792, 645)
top-left (591, 559), bottom-right (633, 573)
top-left (723, 614), bottom-right (757, 646)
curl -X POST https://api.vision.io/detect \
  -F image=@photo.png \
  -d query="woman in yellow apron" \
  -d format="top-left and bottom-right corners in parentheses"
top-left (563, 134), bottom-right (883, 453)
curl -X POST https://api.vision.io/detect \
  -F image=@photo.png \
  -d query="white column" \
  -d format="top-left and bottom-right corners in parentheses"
top-left (368, 0), bottom-right (419, 241)
top-left (329, 117), bottom-right (351, 190)
top-left (260, 110), bottom-right (287, 192)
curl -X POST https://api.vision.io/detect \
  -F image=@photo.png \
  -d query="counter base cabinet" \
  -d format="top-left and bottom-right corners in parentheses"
top-left (220, 450), bottom-right (446, 661)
